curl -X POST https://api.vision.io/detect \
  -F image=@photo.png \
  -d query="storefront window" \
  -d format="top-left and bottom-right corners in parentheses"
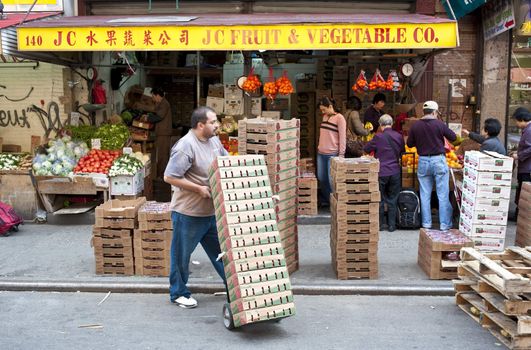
top-left (508, 0), bottom-right (531, 151)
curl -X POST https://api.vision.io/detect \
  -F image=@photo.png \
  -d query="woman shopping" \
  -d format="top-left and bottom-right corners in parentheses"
top-left (317, 97), bottom-right (346, 207)
top-left (344, 96), bottom-right (369, 157)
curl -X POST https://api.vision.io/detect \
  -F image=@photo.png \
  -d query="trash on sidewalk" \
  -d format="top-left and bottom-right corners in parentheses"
top-left (78, 324), bottom-right (103, 329)
top-left (98, 291), bottom-right (111, 305)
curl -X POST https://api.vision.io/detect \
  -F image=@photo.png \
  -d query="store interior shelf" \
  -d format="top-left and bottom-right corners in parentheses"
top-left (146, 67), bottom-right (222, 78)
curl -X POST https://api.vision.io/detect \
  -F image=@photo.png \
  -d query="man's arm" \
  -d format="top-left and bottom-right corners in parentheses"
top-left (164, 176), bottom-right (211, 198)
top-left (363, 137), bottom-right (377, 154)
top-left (443, 124), bottom-right (457, 142)
top-left (467, 131), bottom-right (485, 144)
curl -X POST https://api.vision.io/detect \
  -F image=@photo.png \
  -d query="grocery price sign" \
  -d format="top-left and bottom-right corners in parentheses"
top-left (17, 22), bottom-right (459, 51)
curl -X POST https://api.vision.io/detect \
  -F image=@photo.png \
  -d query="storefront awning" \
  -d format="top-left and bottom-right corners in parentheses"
top-left (16, 13), bottom-right (459, 51)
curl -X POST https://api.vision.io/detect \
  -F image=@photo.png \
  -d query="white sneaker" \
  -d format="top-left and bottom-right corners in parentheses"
top-left (173, 296), bottom-right (198, 309)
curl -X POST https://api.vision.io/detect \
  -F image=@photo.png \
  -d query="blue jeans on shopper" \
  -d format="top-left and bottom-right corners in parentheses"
top-left (169, 211), bottom-right (225, 301)
top-left (417, 155), bottom-right (453, 230)
top-left (317, 152), bottom-right (337, 206)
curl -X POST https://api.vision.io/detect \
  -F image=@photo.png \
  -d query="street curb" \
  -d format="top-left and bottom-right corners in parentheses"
top-left (0, 280), bottom-right (455, 296)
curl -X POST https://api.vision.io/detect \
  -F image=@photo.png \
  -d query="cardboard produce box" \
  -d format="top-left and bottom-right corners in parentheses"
top-left (206, 96), bottom-right (224, 115)
top-left (459, 219), bottom-right (507, 238)
top-left (208, 84), bottom-right (225, 98)
top-left (95, 197), bottom-right (146, 219)
top-left (464, 151), bottom-right (513, 172)
top-left (224, 84), bottom-right (242, 100)
top-left (463, 166), bottom-right (512, 186)
top-left (461, 178), bottom-right (512, 199)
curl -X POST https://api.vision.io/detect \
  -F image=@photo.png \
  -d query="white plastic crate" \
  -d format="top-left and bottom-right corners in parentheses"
top-left (110, 171), bottom-right (144, 196)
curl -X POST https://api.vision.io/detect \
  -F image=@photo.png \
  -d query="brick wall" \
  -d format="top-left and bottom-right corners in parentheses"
top-left (0, 62), bottom-right (89, 152)
top-left (432, 6), bottom-right (478, 131)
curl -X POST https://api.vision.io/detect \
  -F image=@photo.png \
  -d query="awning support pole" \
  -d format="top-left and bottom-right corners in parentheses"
top-left (444, 0), bottom-right (458, 21)
top-left (20, 0), bottom-right (38, 25)
top-left (243, 52), bottom-right (252, 117)
top-left (196, 50), bottom-right (200, 108)
top-left (148, 0), bottom-right (152, 12)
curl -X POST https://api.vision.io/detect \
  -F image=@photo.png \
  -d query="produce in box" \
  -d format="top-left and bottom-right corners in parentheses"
top-left (0, 154), bottom-right (21, 171)
top-left (108, 154), bottom-right (144, 177)
top-left (93, 123), bottom-right (130, 150)
top-left (32, 136), bottom-right (89, 176)
top-left (74, 149), bottom-right (121, 174)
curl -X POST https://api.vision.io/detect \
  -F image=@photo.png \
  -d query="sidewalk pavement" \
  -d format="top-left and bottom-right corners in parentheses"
top-left (0, 212), bottom-right (517, 296)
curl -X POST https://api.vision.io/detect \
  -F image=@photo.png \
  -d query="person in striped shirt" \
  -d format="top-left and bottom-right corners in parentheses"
top-left (317, 96), bottom-right (346, 207)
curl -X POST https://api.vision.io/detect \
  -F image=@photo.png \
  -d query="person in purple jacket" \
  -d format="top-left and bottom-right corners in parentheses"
top-left (407, 101), bottom-right (457, 230)
top-left (364, 114), bottom-right (405, 232)
top-left (511, 107), bottom-right (531, 218)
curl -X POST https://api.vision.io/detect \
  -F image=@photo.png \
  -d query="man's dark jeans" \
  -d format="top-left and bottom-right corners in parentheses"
top-left (379, 173), bottom-right (401, 230)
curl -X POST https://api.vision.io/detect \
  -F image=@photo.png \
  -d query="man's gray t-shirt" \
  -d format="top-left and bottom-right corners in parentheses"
top-left (164, 130), bottom-right (227, 217)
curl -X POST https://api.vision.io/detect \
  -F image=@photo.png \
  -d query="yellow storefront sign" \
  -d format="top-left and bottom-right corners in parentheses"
top-left (4, 0), bottom-right (56, 4)
top-left (17, 22), bottom-right (458, 51)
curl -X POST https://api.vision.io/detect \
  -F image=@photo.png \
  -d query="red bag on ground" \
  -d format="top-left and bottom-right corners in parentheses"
top-left (0, 201), bottom-right (23, 236)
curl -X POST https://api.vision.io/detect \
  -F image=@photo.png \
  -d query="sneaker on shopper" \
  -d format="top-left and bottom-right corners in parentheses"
top-left (172, 296), bottom-right (198, 309)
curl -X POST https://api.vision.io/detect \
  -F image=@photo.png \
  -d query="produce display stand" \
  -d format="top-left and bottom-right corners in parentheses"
top-left (0, 170), bottom-right (40, 221)
top-left (33, 174), bottom-right (108, 214)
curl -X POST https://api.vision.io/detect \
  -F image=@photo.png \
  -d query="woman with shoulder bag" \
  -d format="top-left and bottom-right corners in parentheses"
top-left (345, 96), bottom-right (369, 158)
top-left (317, 97), bottom-right (346, 207)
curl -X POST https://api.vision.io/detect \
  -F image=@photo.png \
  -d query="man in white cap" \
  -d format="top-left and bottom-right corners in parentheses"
top-left (406, 101), bottom-right (456, 230)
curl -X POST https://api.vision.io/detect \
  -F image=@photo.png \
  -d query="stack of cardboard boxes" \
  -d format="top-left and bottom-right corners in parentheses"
top-left (297, 175), bottom-right (318, 216)
top-left (206, 83), bottom-right (262, 117)
top-left (330, 157), bottom-right (380, 279)
top-left (459, 151), bottom-right (513, 252)
top-left (238, 118), bottom-right (300, 273)
top-left (290, 90), bottom-right (316, 160)
top-left (332, 65), bottom-right (349, 111)
top-left (516, 182), bottom-right (531, 247)
top-left (209, 155), bottom-right (296, 327)
top-left (134, 202), bottom-right (173, 276)
top-left (93, 198), bottom-right (146, 275)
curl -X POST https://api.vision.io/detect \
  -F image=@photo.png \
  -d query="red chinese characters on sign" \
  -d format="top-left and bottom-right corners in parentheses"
top-left (106, 30), bottom-right (117, 46)
top-left (144, 30), bottom-right (154, 46)
top-left (180, 30), bottom-right (189, 45)
top-left (159, 30), bottom-right (171, 45)
top-left (124, 30), bottom-right (135, 46)
top-left (86, 30), bottom-right (98, 46)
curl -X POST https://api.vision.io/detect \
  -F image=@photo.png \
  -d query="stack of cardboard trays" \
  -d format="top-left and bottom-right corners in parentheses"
top-left (238, 118), bottom-right (300, 273)
top-left (297, 173), bottom-right (318, 216)
top-left (516, 182), bottom-right (531, 247)
top-left (134, 202), bottom-right (173, 276)
top-left (93, 197), bottom-right (146, 275)
top-left (209, 155), bottom-right (296, 327)
top-left (459, 151), bottom-right (513, 252)
top-left (330, 157), bottom-right (380, 279)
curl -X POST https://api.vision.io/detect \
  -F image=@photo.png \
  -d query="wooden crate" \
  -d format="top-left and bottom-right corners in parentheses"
top-left (417, 228), bottom-right (473, 280)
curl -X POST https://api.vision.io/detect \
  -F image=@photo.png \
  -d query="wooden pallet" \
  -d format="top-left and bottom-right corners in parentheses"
top-left (459, 247), bottom-right (531, 296)
top-left (455, 289), bottom-right (531, 350)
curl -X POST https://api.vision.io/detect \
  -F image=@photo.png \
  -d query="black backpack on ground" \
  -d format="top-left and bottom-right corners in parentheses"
top-left (397, 189), bottom-right (421, 229)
